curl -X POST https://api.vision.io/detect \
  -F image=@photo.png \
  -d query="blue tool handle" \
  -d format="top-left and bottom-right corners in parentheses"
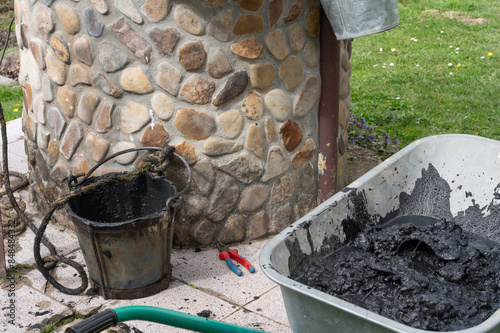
top-left (225, 259), bottom-right (242, 276)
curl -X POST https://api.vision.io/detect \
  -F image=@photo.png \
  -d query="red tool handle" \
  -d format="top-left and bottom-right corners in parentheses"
top-left (228, 249), bottom-right (255, 273)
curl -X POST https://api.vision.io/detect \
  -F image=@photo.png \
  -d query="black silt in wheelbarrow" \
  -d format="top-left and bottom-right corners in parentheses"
top-left (65, 147), bottom-right (191, 300)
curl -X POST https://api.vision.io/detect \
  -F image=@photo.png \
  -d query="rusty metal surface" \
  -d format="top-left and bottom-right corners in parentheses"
top-left (318, 8), bottom-right (340, 202)
top-left (66, 172), bottom-right (176, 299)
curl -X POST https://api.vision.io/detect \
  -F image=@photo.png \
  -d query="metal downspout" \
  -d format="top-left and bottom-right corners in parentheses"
top-left (318, 7), bottom-right (341, 201)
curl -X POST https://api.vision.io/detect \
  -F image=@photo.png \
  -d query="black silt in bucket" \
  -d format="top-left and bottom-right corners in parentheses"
top-left (65, 148), bottom-right (190, 300)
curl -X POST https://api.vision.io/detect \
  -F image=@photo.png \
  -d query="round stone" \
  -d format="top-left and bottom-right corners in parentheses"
top-left (233, 15), bottom-right (264, 35)
top-left (207, 49), bottom-right (232, 79)
top-left (56, 85), bottom-right (76, 117)
top-left (249, 64), bottom-right (275, 91)
top-left (55, 3), bottom-right (80, 35)
top-left (112, 142), bottom-right (138, 165)
top-left (217, 110), bottom-right (243, 139)
top-left (141, 123), bottom-right (169, 147)
top-left (120, 67), bottom-right (153, 94)
top-left (265, 89), bottom-right (291, 122)
top-left (33, 4), bottom-right (54, 41)
top-left (279, 55), bottom-right (303, 91)
top-left (207, 10), bottom-right (231, 42)
top-left (120, 102), bottom-right (151, 134)
top-left (241, 91), bottom-right (263, 120)
top-left (175, 108), bottom-right (215, 140)
top-left (266, 30), bottom-right (289, 61)
top-left (50, 34), bottom-right (70, 64)
top-left (289, 24), bottom-right (305, 52)
top-left (246, 124), bottom-right (264, 157)
top-left (230, 38), bottom-right (263, 59)
top-left (280, 120), bottom-right (302, 152)
top-left (115, 0), bottom-right (143, 24)
top-left (178, 41), bottom-right (206, 71)
top-left (180, 75), bottom-right (216, 105)
top-left (175, 4), bottom-right (204, 35)
top-left (68, 64), bottom-right (91, 86)
top-left (141, 0), bottom-right (169, 23)
top-left (155, 61), bottom-right (182, 96)
top-left (73, 35), bottom-right (93, 66)
top-left (98, 41), bottom-right (128, 73)
top-left (293, 76), bottom-right (320, 117)
top-left (151, 93), bottom-right (174, 120)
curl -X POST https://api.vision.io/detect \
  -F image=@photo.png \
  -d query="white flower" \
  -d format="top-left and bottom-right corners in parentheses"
top-left (448, 63), bottom-right (453, 66)
top-left (449, 72), bottom-right (453, 75)
top-left (449, 45), bottom-right (453, 48)
top-left (373, 64), bottom-right (378, 67)
top-left (395, 97), bottom-right (401, 100)
top-left (390, 63), bottom-right (394, 66)
top-left (382, 66), bottom-right (387, 68)
top-left (440, 31), bottom-right (444, 33)
top-left (456, 47), bottom-right (460, 50)
top-left (480, 56), bottom-right (485, 59)
top-left (416, 64), bottom-right (420, 67)
top-left (379, 48), bottom-right (383, 52)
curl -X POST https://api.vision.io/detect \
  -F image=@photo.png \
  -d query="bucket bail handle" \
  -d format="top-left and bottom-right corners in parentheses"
top-left (67, 146), bottom-right (192, 209)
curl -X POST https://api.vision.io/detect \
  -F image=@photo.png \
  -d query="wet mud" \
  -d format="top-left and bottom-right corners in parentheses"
top-left (298, 217), bottom-right (500, 331)
top-left (294, 164), bottom-right (500, 331)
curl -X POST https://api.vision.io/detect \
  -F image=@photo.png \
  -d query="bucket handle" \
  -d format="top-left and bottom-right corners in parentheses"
top-left (68, 146), bottom-right (192, 210)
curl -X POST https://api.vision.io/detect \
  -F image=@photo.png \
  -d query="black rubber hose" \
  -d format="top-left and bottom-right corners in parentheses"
top-left (64, 309), bottom-right (118, 333)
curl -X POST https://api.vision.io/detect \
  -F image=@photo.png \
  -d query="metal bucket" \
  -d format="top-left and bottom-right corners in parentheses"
top-left (65, 148), bottom-right (190, 299)
top-left (320, 0), bottom-right (400, 40)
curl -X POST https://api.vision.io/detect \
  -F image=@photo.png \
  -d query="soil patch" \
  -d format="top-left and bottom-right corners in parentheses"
top-left (347, 144), bottom-right (390, 185)
top-left (421, 10), bottom-right (488, 25)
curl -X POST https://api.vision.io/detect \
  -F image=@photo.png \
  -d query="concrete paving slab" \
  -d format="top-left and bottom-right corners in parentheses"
top-left (14, 216), bottom-right (80, 267)
top-left (2, 153), bottom-right (28, 175)
top-left (244, 286), bottom-right (290, 327)
top-left (0, 118), bottom-right (293, 333)
top-left (12, 193), bottom-right (80, 267)
top-left (224, 308), bottom-right (293, 333)
top-left (2, 118), bottom-right (24, 144)
top-left (172, 245), bottom-right (277, 306)
top-left (98, 280), bottom-right (241, 333)
top-left (0, 282), bottom-right (72, 333)
top-left (171, 247), bottom-right (200, 268)
top-left (22, 250), bottom-right (108, 317)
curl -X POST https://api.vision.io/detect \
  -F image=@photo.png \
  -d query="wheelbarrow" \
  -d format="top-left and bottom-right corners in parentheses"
top-left (65, 306), bottom-right (268, 333)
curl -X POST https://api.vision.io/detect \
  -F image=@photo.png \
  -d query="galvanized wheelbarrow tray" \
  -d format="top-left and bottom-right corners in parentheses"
top-left (260, 134), bottom-right (500, 333)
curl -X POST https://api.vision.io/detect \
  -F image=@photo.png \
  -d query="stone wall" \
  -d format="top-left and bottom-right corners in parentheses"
top-left (16, 0), bottom-right (350, 246)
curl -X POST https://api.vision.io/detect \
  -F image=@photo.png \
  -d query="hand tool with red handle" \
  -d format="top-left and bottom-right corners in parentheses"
top-left (217, 242), bottom-right (255, 276)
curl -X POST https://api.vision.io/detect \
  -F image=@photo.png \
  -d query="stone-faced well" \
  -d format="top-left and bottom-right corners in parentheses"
top-left (16, 0), bottom-right (352, 246)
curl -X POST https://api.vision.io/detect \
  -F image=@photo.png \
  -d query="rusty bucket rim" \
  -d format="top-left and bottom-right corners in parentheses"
top-left (65, 172), bottom-right (176, 229)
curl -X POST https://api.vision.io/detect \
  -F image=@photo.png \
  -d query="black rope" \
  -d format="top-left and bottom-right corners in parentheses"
top-left (0, 15), bottom-right (15, 69)
top-left (0, 19), bottom-right (87, 294)
top-left (0, 19), bottom-right (190, 295)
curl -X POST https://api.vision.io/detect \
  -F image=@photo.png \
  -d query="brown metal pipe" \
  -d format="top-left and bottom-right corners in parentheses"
top-left (318, 7), bottom-right (341, 201)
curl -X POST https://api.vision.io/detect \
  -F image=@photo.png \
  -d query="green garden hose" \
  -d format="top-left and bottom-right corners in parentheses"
top-left (65, 306), bottom-right (268, 333)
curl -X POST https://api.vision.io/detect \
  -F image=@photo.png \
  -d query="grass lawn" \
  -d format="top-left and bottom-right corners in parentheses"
top-left (0, 11), bottom-right (22, 122)
top-left (0, 84), bottom-right (23, 121)
top-left (350, 0), bottom-right (499, 147)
